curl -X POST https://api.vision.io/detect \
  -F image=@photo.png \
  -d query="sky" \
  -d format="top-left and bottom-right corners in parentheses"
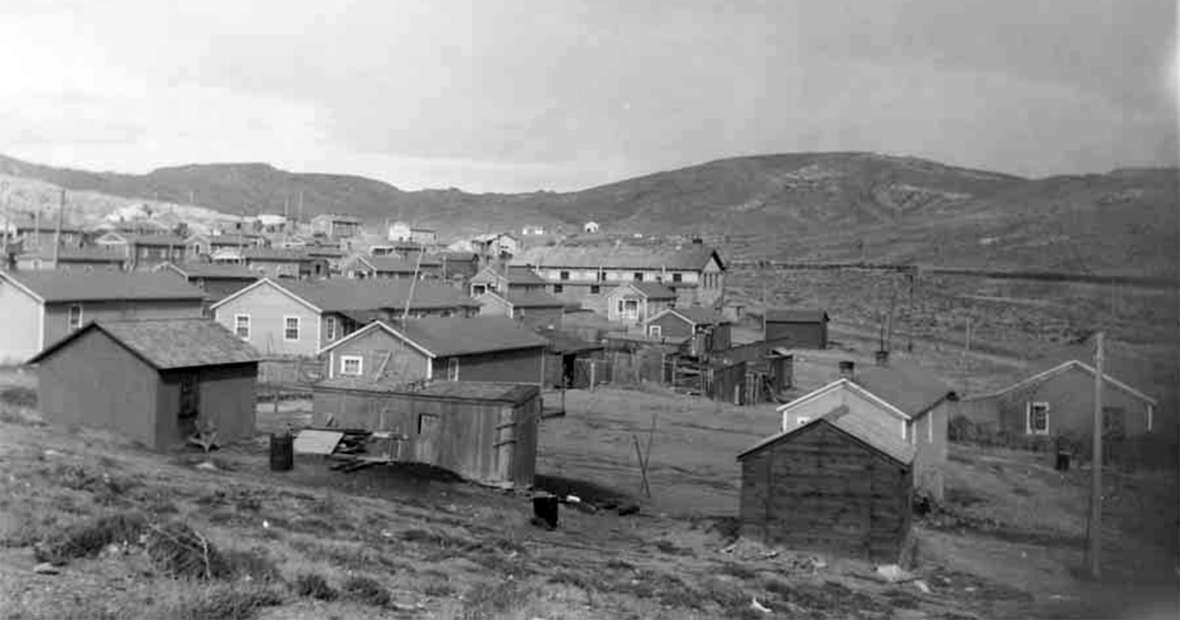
top-left (0, 0), bottom-right (1176, 192)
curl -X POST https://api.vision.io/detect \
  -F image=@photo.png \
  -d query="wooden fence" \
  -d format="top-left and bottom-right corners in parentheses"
top-left (258, 357), bottom-right (326, 391)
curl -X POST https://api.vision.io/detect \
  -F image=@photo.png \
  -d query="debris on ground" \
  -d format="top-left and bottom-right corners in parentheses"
top-left (195, 460), bottom-right (218, 471)
top-left (750, 597), bottom-right (771, 613)
top-left (33, 562), bottom-right (59, 575)
top-left (875, 564), bottom-right (916, 584)
top-left (913, 579), bottom-right (931, 594)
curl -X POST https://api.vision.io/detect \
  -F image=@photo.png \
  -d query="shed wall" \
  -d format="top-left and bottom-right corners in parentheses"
top-left (765, 321), bottom-right (828, 349)
top-left (434, 347), bottom-right (545, 385)
top-left (0, 280), bottom-right (42, 364)
top-left (157, 363), bottom-right (258, 449)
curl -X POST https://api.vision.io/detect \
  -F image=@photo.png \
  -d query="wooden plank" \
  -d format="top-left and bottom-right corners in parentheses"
top-left (294, 430), bottom-right (345, 455)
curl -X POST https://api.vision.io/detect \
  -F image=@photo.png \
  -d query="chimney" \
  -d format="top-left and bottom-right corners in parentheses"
top-left (838, 360), bottom-right (855, 380)
top-left (875, 350), bottom-right (890, 367)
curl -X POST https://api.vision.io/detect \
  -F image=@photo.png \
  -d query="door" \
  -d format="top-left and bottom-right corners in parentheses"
top-left (414, 412), bottom-right (441, 464)
top-left (623, 299), bottom-right (639, 321)
top-left (178, 372), bottom-right (200, 438)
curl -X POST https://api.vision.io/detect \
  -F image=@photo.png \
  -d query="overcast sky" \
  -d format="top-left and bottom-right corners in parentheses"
top-left (1, 0), bottom-right (1176, 192)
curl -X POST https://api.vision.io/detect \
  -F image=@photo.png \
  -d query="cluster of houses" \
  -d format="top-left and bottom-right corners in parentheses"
top-left (0, 205), bottom-right (1163, 566)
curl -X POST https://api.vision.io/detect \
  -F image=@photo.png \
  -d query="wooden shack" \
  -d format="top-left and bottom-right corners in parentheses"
top-left (311, 379), bottom-right (540, 487)
top-left (27, 319), bottom-right (260, 450)
top-left (764, 308), bottom-right (829, 349)
top-left (737, 405), bottom-right (914, 562)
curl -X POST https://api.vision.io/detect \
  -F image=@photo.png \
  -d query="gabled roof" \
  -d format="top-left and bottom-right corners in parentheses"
top-left (610, 281), bottom-right (677, 300)
top-left (28, 319), bottom-right (260, 369)
top-left (158, 262), bottom-right (260, 280)
top-left (965, 360), bottom-right (1156, 405)
top-left (352, 255), bottom-right (419, 273)
top-left (17, 246), bottom-right (127, 263)
top-left (535, 327), bottom-right (604, 354)
top-left (765, 308), bottom-right (829, 323)
top-left (319, 316), bottom-right (548, 358)
top-left (241, 248), bottom-right (315, 262)
top-left (851, 362), bottom-right (958, 418)
top-left (738, 405), bottom-right (915, 464)
top-left (110, 233), bottom-right (188, 246)
top-left (203, 234), bottom-right (262, 245)
top-left (649, 307), bottom-right (729, 326)
top-left (1, 270), bottom-right (206, 303)
top-left (776, 378), bottom-right (911, 422)
top-left (505, 266), bottom-right (547, 285)
top-left (513, 244), bottom-right (724, 271)
top-left (212, 278), bottom-right (479, 314)
top-left (479, 290), bottom-right (565, 309)
top-left (314, 378), bottom-right (539, 404)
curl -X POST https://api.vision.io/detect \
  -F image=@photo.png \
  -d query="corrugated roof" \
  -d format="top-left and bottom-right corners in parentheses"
top-left (161, 262), bottom-right (260, 279)
top-left (738, 405), bottom-right (915, 464)
top-left (851, 362), bottom-right (957, 417)
top-left (314, 378), bottom-right (539, 404)
top-left (765, 308), bottom-right (829, 323)
top-left (281, 279), bottom-right (479, 313)
top-left (2, 270), bottom-right (206, 303)
top-left (30, 319), bottom-right (260, 369)
top-left (398, 316), bottom-right (550, 356)
top-left (514, 244), bottom-right (722, 271)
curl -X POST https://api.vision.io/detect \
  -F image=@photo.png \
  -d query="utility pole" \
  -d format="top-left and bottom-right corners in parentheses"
top-left (53, 189), bottom-right (65, 266)
top-left (1087, 331), bottom-right (1105, 579)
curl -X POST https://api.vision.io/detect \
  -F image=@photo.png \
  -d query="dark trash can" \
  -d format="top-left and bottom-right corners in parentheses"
top-left (1055, 451), bottom-right (1071, 472)
top-left (270, 433), bottom-right (294, 472)
top-left (532, 495), bottom-right (559, 529)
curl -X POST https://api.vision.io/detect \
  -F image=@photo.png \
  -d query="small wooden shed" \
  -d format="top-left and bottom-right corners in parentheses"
top-left (764, 308), bottom-right (829, 349)
top-left (737, 405), bottom-right (914, 562)
top-left (311, 379), bottom-right (540, 487)
top-left (28, 319), bottom-right (260, 450)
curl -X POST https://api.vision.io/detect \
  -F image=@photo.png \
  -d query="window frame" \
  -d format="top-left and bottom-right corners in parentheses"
top-left (633, 272), bottom-right (643, 282)
top-left (283, 315), bottom-right (301, 342)
top-left (339, 355), bottom-right (363, 376)
top-left (67, 303), bottom-right (84, 332)
top-left (447, 358), bottom-right (459, 381)
top-left (647, 324), bottom-right (661, 339)
top-left (672, 272), bottom-right (683, 283)
top-left (325, 315), bottom-right (337, 341)
top-left (553, 284), bottom-right (564, 294)
top-left (1026, 401), bottom-right (1050, 435)
top-left (559, 270), bottom-right (570, 281)
top-left (589, 284), bottom-right (600, 294)
top-left (233, 314), bottom-right (251, 340)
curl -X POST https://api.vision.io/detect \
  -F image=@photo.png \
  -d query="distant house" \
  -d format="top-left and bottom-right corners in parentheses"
top-left (0, 270), bottom-right (206, 364)
top-left (387, 221), bottom-right (413, 242)
top-left (537, 327), bottom-right (604, 389)
top-left (409, 227), bottom-right (437, 245)
top-left (764, 308), bottom-right (830, 349)
top-left (28, 319), bottom-right (260, 450)
top-left (211, 248), bottom-right (328, 280)
top-left (15, 246), bottom-right (127, 272)
top-left (310, 214), bottom-right (362, 239)
top-left (12, 224), bottom-right (86, 251)
top-left (583, 221), bottom-right (600, 233)
top-left (475, 290), bottom-right (565, 329)
top-left (606, 282), bottom-right (677, 324)
top-left (472, 233), bottom-right (519, 259)
top-left (341, 254), bottom-right (420, 280)
top-left (256, 214), bottom-right (288, 233)
top-left (954, 360), bottom-right (1157, 441)
top-left (437, 252), bottom-right (480, 281)
top-left (737, 405), bottom-right (914, 563)
top-left (469, 265), bottom-right (548, 297)
top-left (645, 307), bottom-right (732, 356)
top-left (514, 241), bottom-right (726, 314)
top-left (156, 262), bottom-right (260, 308)
top-left (95, 232), bottom-right (190, 270)
top-left (776, 358), bottom-right (957, 500)
top-left (186, 233), bottom-right (268, 258)
top-left (318, 316), bottom-right (549, 385)
top-left (210, 278), bottom-right (480, 357)
top-left (521, 225), bottom-right (545, 236)
top-left (311, 379), bottom-right (539, 487)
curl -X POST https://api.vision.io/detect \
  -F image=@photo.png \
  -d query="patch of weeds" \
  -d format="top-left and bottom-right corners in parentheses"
top-left (145, 521), bottom-right (232, 580)
top-left (653, 539), bottom-right (695, 557)
top-left (703, 516), bottom-right (742, 543)
top-left (234, 496), bottom-right (262, 513)
top-left (548, 570), bottom-right (604, 591)
top-left (463, 580), bottom-right (532, 617)
top-left (308, 496), bottom-right (339, 516)
top-left (1011, 486), bottom-right (1032, 497)
top-left (946, 487), bottom-right (986, 508)
top-left (619, 570), bottom-right (706, 609)
top-left (424, 580), bottom-right (455, 597)
top-left (220, 547), bottom-right (283, 583)
top-left (883, 588), bottom-right (921, 609)
top-left (53, 463), bottom-right (138, 498)
top-left (35, 511), bottom-right (148, 565)
top-left (172, 582), bottom-right (284, 620)
top-left (146, 499), bottom-right (180, 516)
top-left (342, 575), bottom-right (391, 608)
top-left (718, 562), bottom-right (758, 580)
top-left (194, 490), bottom-right (229, 507)
top-left (0, 386), bottom-right (36, 408)
top-left (700, 577), bottom-right (747, 609)
top-left (761, 578), bottom-right (886, 615)
top-left (294, 573), bottom-right (338, 601)
top-left (399, 528), bottom-right (443, 544)
top-left (605, 558), bottom-right (635, 571)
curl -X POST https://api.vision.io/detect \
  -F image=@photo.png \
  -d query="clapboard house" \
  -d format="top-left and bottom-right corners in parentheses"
top-left (0, 270), bottom-right (206, 364)
top-left (469, 265), bottom-right (548, 296)
top-left (645, 307), bottom-right (732, 357)
top-left (737, 405), bottom-right (914, 563)
top-left (156, 263), bottom-right (260, 309)
top-left (318, 316), bottom-right (548, 385)
top-left (95, 232), bottom-right (190, 270)
top-left (342, 254), bottom-right (420, 280)
top-left (606, 282), bottom-right (677, 325)
top-left (776, 357), bottom-right (957, 500)
top-left (764, 308), bottom-right (830, 349)
top-left (28, 319), bottom-right (260, 450)
top-left (210, 278), bottom-right (480, 357)
top-left (954, 360), bottom-right (1157, 440)
top-left (15, 246), bottom-right (128, 271)
top-left (312, 379), bottom-right (539, 487)
top-left (475, 290), bottom-right (565, 330)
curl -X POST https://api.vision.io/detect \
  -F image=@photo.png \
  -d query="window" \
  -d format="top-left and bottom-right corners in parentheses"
top-left (796, 416), bottom-right (810, 427)
top-left (647, 325), bottom-right (662, 339)
top-left (440, 310), bottom-right (454, 318)
top-left (559, 270), bottom-right (570, 281)
top-left (417, 413), bottom-right (439, 435)
top-left (234, 314), bottom-right (250, 339)
top-left (325, 316), bottom-right (337, 341)
top-left (1027, 402), bottom-right (1050, 435)
top-left (472, 284), bottom-right (486, 295)
top-left (927, 414), bottom-right (934, 443)
top-left (590, 285), bottom-right (600, 294)
top-left (447, 358), bottom-right (459, 381)
top-left (340, 355), bottom-right (363, 376)
top-left (1102, 407), bottom-right (1126, 440)
top-left (553, 284), bottom-right (564, 294)
top-left (513, 307), bottom-right (525, 319)
top-left (617, 300), bottom-right (624, 313)
top-left (633, 272), bottom-right (643, 281)
top-left (68, 304), bottom-right (83, 331)
top-left (596, 271), bottom-right (606, 282)
top-left (283, 316), bottom-right (301, 341)
top-left (672, 273), bottom-right (682, 283)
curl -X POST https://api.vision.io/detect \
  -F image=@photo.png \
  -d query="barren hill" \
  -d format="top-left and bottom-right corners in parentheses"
top-left (1, 152), bottom-right (1175, 275)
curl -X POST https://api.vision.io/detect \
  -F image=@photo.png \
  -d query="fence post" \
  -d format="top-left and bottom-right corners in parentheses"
top-left (590, 361), bottom-right (596, 391)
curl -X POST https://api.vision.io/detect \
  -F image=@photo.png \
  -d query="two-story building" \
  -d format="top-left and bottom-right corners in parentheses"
top-left (14, 246), bottom-right (128, 272)
top-left (310, 214), bottom-right (362, 239)
top-left (0, 270), bottom-right (206, 364)
top-left (186, 233), bottom-right (269, 259)
top-left (513, 241), bottom-right (726, 315)
top-left (95, 232), bottom-right (189, 270)
top-left (468, 265), bottom-right (548, 297)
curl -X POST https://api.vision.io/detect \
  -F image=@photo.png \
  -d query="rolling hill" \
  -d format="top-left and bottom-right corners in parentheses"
top-left (0, 152), bottom-right (1175, 276)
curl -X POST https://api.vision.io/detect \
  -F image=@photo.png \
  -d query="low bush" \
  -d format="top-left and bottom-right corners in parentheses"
top-left (172, 582), bottom-right (283, 620)
top-left (342, 575), bottom-right (391, 607)
top-left (0, 386), bottom-right (36, 408)
top-left (294, 573), bottom-right (338, 601)
top-left (35, 512), bottom-right (148, 565)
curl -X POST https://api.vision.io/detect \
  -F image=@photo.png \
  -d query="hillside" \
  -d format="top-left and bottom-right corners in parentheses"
top-left (1, 152), bottom-right (1176, 275)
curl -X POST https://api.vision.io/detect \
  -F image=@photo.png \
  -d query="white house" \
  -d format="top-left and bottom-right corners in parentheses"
top-left (583, 221), bottom-right (600, 233)
top-left (388, 221), bottom-right (412, 242)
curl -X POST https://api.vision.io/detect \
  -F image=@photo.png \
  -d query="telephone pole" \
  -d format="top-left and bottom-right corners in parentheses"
top-left (53, 189), bottom-right (65, 265)
top-left (1087, 331), bottom-right (1105, 579)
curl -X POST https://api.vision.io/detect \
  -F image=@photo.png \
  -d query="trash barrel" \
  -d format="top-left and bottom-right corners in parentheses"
top-left (532, 495), bottom-right (559, 529)
top-left (1055, 451), bottom-right (1071, 472)
top-left (270, 433), bottom-right (294, 472)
